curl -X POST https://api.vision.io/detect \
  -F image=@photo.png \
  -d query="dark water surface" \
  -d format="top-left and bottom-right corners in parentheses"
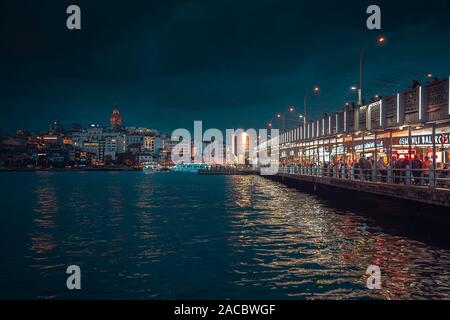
top-left (1, 171), bottom-right (450, 300)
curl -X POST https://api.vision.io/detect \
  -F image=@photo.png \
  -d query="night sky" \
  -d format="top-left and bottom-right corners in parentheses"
top-left (1, 0), bottom-right (450, 134)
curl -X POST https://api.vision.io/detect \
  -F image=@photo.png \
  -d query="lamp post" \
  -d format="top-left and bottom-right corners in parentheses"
top-left (276, 113), bottom-right (285, 132)
top-left (358, 36), bottom-right (386, 106)
top-left (303, 86), bottom-right (321, 125)
top-left (272, 86), bottom-right (320, 135)
top-left (275, 106), bottom-right (298, 132)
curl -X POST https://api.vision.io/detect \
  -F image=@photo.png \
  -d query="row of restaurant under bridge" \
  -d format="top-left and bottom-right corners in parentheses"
top-left (263, 76), bottom-right (450, 185)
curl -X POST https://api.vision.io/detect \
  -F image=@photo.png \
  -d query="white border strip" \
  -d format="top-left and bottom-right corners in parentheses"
top-left (344, 111), bottom-right (347, 132)
top-left (328, 116), bottom-right (331, 134)
top-left (335, 114), bottom-right (338, 133)
top-left (419, 86), bottom-right (422, 121)
top-left (380, 100), bottom-right (383, 127)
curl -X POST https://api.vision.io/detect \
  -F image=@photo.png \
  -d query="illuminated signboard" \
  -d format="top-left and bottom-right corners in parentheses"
top-left (354, 140), bottom-right (384, 151)
top-left (398, 134), bottom-right (450, 146)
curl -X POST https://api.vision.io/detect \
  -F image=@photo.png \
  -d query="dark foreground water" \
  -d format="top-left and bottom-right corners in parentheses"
top-left (1, 172), bottom-right (450, 300)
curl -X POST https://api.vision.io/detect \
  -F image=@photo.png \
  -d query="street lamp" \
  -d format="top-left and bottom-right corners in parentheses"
top-left (274, 107), bottom-right (300, 132)
top-left (359, 35), bottom-right (386, 106)
top-left (271, 88), bottom-right (320, 133)
top-left (303, 86), bottom-right (321, 121)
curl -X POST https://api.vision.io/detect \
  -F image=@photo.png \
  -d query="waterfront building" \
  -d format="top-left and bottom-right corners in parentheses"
top-left (143, 135), bottom-right (163, 154)
top-left (138, 153), bottom-right (157, 165)
top-left (86, 125), bottom-right (104, 140)
top-left (41, 135), bottom-right (61, 146)
top-left (272, 77), bottom-right (450, 170)
top-left (82, 141), bottom-right (100, 163)
top-left (125, 127), bottom-right (159, 136)
top-left (159, 134), bottom-right (178, 165)
top-left (99, 137), bottom-right (117, 161)
top-left (0, 108), bottom-right (164, 168)
top-left (71, 125), bottom-right (104, 148)
top-left (126, 134), bottom-right (144, 151)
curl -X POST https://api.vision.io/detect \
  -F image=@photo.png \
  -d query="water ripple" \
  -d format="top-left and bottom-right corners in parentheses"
top-left (1, 172), bottom-right (450, 299)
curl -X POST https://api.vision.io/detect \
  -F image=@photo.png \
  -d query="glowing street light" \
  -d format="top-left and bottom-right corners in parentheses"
top-left (303, 86), bottom-right (321, 122)
top-left (272, 88), bottom-right (320, 133)
top-left (359, 36), bottom-right (387, 106)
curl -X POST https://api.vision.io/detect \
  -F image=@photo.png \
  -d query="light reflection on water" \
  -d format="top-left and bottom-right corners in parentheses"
top-left (1, 172), bottom-right (450, 299)
top-left (226, 176), bottom-right (450, 300)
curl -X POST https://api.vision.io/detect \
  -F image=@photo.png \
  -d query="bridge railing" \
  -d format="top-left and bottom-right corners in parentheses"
top-left (279, 165), bottom-right (450, 189)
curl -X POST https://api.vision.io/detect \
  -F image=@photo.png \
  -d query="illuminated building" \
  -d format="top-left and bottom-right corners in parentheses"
top-left (143, 136), bottom-right (163, 153)
top-left (110, 108), bottom-right (123, 129)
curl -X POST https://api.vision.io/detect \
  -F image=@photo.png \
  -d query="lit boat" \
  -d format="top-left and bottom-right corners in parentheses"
top-left (172, 163), bottom-right (210, 173)
top-left (143, 162), bottom-right (160, 174)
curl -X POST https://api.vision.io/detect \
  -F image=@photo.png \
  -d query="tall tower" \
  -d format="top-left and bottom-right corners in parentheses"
top-left (110, 107), bottom-right (122, 129)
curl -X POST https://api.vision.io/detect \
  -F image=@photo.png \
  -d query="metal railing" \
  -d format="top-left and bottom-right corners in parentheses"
top-left (279, 164), bottom-right (450, 189)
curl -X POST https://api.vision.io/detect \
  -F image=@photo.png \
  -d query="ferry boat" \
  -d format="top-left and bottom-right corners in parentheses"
top-left (172, 163), bottom-right (210, 173)
top-left (142, 162), bottom-right (160, 174)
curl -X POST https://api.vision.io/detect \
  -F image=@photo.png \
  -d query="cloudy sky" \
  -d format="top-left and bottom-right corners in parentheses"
top-left (1, 0), bottom-right (450, 133)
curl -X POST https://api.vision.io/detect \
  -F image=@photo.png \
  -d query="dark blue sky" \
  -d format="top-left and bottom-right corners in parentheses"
top-left (1, 0), bottom-right (450, 133)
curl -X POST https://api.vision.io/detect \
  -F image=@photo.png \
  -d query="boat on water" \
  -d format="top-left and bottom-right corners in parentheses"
top-left (142, 162), bottom-right (160, 174)
top-left (172, 163), bottom-right (210, 173)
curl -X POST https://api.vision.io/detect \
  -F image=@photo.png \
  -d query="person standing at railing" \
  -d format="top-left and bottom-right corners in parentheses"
top-left (367, 157), bottom-right (374, 181)
top-left (392, 156), bottom-right (401, 184)
top-left (412, 156), bottom-right (423, 185)
top-left (422, 156), bottom-right (432, 185)
top-left (323, 161), bottom-right (328, 177)
top-left (336, 160), bottom-right (341, 178)
top-left (358, 157), bottom-right (365, 181)
top-left (399, 155), bottom-right (409, 184)
top-left (359, 157), bottom-right (365, 181)
top-left (377, 157), bottom-right (386, 182)
top-left (346, 161), bottom-right (352, 179)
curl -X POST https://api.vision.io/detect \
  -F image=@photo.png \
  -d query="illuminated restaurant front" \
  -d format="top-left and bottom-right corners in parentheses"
top-left (279, 76), bottom-right (450, 169)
